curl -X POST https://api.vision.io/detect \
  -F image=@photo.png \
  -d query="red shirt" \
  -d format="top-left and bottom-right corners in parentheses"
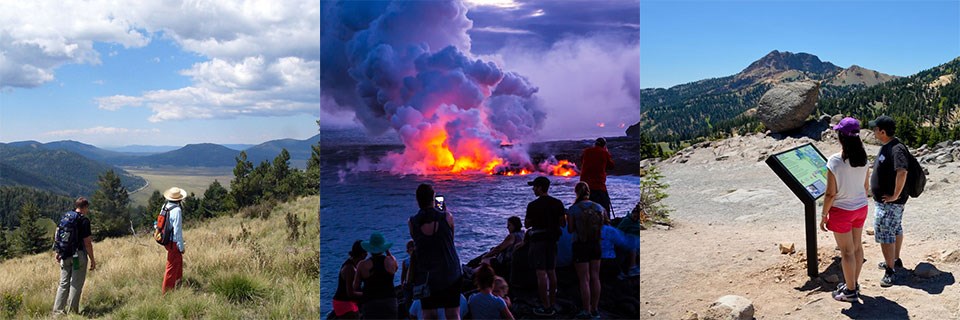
top-left (580, 146), bottom-right (615, 191)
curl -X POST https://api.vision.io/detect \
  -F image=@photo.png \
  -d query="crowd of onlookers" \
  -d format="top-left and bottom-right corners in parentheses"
top-left (330, 138), bottom-right (640, 319)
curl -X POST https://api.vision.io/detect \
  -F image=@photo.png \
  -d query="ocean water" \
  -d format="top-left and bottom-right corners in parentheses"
top-left (319, 169), bottom-right (640, 313)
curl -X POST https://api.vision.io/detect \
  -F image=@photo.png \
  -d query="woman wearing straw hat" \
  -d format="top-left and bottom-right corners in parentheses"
top-left (161, 187), bottom-right (187, 294)
top-left (353, 232), bottom-right (398, 319)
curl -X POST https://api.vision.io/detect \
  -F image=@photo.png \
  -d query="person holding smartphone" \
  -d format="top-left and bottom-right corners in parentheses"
top-left (409, 184), bottom-right (463, 320)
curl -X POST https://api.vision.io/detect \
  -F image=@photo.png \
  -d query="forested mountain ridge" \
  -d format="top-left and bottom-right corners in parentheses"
top-left (0, 144), bottom-right (147, 197)
top-left (819, 56), bottom-right (960, 147)
top-left (637, 50), bottom-right (897, 141)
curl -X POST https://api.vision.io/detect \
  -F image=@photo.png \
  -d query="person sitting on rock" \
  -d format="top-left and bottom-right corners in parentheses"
top-left (467, 263), bottom-right (515, 320)
top-left (819, 117), bottom-right (870, 302)
top-left (492, 276), bottom-right (512, 309)
top-left (480, 216), bottom-right (524, 276)
top-left (353, 232), bottom-right (399, 318)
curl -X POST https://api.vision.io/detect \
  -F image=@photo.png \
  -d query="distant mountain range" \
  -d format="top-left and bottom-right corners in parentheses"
top-left (635, 50), bottom-right (898, 141)
top-left (0, 134), bottom-right (321, 198)
top-left (2, 134), bottom-right (320, 168)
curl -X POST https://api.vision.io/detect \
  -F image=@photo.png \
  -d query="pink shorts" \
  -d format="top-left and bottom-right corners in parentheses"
top-left (827, 205), bottom-right (868, 233)
top-left (332, 299), bottom-right (358, 316)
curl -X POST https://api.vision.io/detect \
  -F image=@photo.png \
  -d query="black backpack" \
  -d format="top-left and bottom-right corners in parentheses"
top-left (53, 211), bottom-right (82, 257)
top-left (905, 147), bottom-right (926, 198)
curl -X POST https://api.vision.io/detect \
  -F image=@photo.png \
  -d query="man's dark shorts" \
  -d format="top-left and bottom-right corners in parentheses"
top-left (589, 189), bottom-right (612, 215)
top-left (528, 240), bottom-right (557, 270)
top-left (421, 278), bottom-right (462, 310)
top-left (572, 241), bottom-right (601, 263)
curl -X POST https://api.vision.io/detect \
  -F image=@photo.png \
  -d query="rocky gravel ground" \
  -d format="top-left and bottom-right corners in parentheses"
top-left (640, 132), bottom-right (960, 319)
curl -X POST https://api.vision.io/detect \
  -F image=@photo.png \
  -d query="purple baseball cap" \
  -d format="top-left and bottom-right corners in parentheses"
top-left (833, 117), bottom-right (861, 136)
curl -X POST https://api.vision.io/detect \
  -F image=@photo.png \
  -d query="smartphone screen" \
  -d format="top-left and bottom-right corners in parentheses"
top-left (435, 195), bottom-right (445, 211)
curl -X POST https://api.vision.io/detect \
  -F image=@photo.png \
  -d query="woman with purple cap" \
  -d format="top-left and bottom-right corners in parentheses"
top-left (819, 117), bottom-right (870, 302)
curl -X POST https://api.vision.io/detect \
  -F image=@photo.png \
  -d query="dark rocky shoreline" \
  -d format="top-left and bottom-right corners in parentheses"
top-left (320, 136), bottom-right (640, 176)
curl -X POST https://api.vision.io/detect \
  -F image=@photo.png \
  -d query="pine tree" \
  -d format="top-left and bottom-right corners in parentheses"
top-left (13, 203), bottom-right (51, 255)
top-left (272, 149), bottom-right (294, 201)
top-left (305, 142), bottom-right (320, 195)
top-left (0, 228), bottom-right (10, 260)
top-left (231, 151), bottom-right (256, 208)
top-left (147, 190), bottom-right (165, 218)
top-left (640, 166), bottom-right (672, 223)
top-left (91, 170), bottom-right (130, 238)
top-left (202, 180), bottom-right (231, 217)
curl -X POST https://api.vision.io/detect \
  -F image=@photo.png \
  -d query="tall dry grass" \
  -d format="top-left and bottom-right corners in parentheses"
top-left (0, 196), bottom-right (319, 319)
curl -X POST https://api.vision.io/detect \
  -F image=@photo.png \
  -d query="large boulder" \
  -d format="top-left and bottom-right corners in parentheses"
top-left (757, 81), bottom-right (820, 133)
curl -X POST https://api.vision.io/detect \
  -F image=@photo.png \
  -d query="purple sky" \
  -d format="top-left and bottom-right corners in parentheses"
top-left (320, 0), bottom-right (640, 141)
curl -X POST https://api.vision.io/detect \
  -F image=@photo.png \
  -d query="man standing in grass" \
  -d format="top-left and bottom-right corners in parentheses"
top-left (162, 187), bottom-right (187, 294)
top-left (53, 197), bottom-right (96, 315)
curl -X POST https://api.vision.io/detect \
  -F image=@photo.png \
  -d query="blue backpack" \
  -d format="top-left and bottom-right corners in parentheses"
top-left (53, 211), bottom-right (81, 257)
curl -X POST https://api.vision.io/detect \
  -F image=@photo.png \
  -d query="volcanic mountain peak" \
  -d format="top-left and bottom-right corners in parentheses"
top-left (738, 50), bottom-right (842, 79)
top-left (829, 64), bottom-right (898, 87)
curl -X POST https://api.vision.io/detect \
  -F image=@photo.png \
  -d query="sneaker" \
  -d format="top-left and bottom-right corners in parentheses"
top-left (878, 258), bottom-right (904, 270)
top-left (533, 306), bottom-right (557, 316)
top-left (591, 310), bottom-right (601, 319)
top-left (575, 310), bottom-right (592, 319)
top-left (880, 271), bottom-right (895, 287)
top-left (833, 288), bottom-right (859, 302)
top-left (627, 266), bottom-right (640, 277)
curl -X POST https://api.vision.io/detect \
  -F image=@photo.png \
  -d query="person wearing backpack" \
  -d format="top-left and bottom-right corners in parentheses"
top-left (868, 116), bottom-right (913, 287)
top-left (567, 182), bottom-right (604, 319)
top-left (161, 187), bottom-right (187, 294)
top-left (52, 197), bottom-right (96, 315)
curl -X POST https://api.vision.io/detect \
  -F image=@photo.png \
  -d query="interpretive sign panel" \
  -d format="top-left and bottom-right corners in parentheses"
top-left (767, 143), bottom-right (828, 202)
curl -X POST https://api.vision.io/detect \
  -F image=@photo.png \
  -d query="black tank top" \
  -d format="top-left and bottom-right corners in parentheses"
top-left (333, 259), bottom-right (357, 301)
top-left (361, 254), bottom-right (396, 300)
top-left (411, 208), bottom-right (462, 291)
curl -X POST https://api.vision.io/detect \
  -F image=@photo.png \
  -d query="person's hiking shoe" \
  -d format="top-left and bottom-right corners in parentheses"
top-left (575, 310), bottom-right (592, 319)
top-left (833, 288), bottom-right (859, 302)
top-left (880, 271), bottom-right (896, 287)
top-left (533, 306), bottom-right (557, 316)
top-left (878, 258), bottom-right (903, 270)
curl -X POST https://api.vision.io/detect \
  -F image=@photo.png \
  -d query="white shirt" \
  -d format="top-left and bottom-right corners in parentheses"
top-left (826, 153), bottom-right (869, 211)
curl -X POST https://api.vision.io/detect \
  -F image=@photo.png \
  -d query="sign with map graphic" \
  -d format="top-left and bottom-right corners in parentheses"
top-left (766, 143), bottom-right (828, 202)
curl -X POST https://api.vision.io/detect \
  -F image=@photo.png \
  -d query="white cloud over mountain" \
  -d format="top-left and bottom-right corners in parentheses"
top-left (1, 0), bottom-right (319, 122)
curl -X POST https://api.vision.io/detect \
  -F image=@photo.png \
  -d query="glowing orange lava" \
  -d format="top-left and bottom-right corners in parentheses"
top-left (549, 160), bottom-right (578, 177)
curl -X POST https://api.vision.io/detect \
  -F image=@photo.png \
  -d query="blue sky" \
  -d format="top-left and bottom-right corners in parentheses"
top-left (0, 1), bottom-right (320, 147)
top-left (641, 0), bottom-right (960, 89)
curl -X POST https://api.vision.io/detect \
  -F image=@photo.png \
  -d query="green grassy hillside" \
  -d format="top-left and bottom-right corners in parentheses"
top-left (0, 196), bottom-right (320, 319)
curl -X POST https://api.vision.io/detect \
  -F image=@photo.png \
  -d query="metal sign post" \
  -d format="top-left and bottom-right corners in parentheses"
top-left (765, 143), bottom-right (828, 278)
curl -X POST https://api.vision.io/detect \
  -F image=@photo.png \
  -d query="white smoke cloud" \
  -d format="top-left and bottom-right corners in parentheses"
top-left (492, 34), bottom-right (640, 140)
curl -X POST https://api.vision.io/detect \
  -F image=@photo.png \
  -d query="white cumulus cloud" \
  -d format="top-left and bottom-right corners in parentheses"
top-left (3, 0), bottom-right (320, 122)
